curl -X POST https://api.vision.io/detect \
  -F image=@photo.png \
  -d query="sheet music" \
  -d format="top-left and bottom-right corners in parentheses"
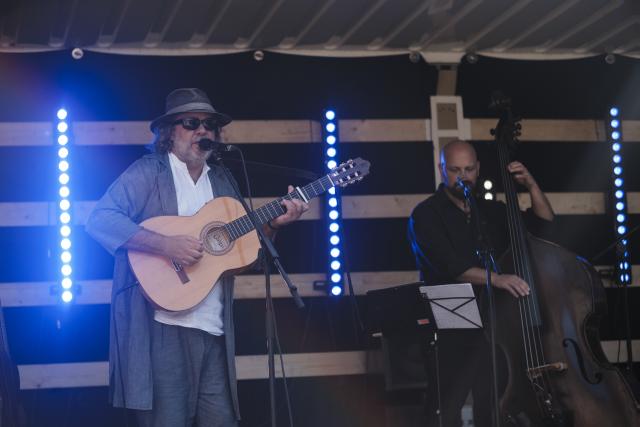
top-left (419, 283), bottom-right (483, 329)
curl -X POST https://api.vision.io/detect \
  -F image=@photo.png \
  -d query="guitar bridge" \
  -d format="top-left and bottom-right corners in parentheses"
top-left (172, 260), bottom-right (190, 284)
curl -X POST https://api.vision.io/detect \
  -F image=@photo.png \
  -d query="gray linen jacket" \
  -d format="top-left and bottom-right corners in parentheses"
top-left (85, 152), bottom-right (240, 418)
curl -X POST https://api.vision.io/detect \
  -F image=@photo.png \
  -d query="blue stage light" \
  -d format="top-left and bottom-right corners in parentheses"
top-left (616, 202), bottom-right (624, 211)
top-left (614, 178), bottom-right (623, 187)
top-left (60, 212), bottom-right (71, 224)
top-left (323, 108), bottom-right (345, 296)
top-left (610, 107), bottom-right (619, 116)
top-left (615, 190), bottom-right (623, 199)
top-left (610, 119), bottom-right (619, 128)
top-left (611, 131), bottom-right (620, 140)
top-left (61, 264), bottom-right (72, 276)
top-left (617, 214), bottom-right (625, 223)
top-left (60, 225), bottom-right (71, 237)
top-left (61, 238), bottom-right (71, 250)
top-left (613, 154), bottom-right (621, 164)
top-left (56, 106), bottom-right (74, 303)
top-left (613, 166), bottom-right (622, 175)
top-left (61, 290), bottom-right (73, 302)
top-left (618, 225), bottom-right (626, 235)
top-left (61, 251), bottom-right (72, 263)
top-left (612, 143), bottom-right (620, 152)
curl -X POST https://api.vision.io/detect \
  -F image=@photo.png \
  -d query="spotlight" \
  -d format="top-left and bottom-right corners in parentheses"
top-left (409, 51), bottom-right (421, 63)
top-left (465, 53), bottom-right (479, 64)
top-left (71, 48), bottom-right (84, 60)
top-left (604, 53), bottom-right (615, 64)
top-left (253, 50), bottom-right (264, 61)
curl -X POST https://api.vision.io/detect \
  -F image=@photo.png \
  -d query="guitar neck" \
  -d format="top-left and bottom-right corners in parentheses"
top-left (224, 175), bottom-right (334, 241)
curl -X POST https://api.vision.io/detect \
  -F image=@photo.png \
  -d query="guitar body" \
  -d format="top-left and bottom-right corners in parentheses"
top-left (128, 196), bottom-right (260, 311)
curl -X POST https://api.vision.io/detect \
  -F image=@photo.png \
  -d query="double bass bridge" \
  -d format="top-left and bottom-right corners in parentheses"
top-left (528, 362), bottom-right (568, 379)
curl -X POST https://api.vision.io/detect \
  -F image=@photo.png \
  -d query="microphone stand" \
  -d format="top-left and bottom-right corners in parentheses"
top-left (210, 147), bottom-right (304, 427)
top-left (591, 223), bottom-right (639, 373)
top-left (458, 178), bottom-right (501, 427)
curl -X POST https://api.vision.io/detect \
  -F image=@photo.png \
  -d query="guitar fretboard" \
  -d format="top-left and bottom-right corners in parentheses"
top-left (223, 175), bottom-right (334, 241)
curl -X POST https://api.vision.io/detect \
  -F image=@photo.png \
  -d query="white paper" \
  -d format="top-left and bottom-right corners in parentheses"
top-left (419, 283), bottom-right (482, 329)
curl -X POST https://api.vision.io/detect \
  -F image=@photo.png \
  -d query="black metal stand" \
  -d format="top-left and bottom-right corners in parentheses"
top-left (591, 223), bottom-right (639, 373)
top-left (459, 178), bottom-right (501, 427)
top-left (211, 149), bottom-right (304, 427)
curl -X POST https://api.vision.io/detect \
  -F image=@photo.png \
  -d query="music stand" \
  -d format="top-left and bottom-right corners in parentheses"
top-left (419, 283), bottom-right (483, 427)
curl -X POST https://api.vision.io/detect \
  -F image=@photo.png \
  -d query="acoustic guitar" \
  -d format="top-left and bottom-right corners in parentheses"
top-left (129, 157), bottom-right (370, 311)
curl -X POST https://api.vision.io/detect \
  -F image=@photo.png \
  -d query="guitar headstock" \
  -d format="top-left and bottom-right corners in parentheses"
top-left (328, 157), bottom-right (371, 188)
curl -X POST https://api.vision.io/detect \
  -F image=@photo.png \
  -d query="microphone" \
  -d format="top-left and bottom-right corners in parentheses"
top-left (197, 138), bottom-right (235, 152)
top-left (456, 177), bottom-right (472, 199)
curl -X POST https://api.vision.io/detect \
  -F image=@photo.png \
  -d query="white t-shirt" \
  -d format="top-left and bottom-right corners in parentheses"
top-left (154, 152), bottom-right (225, 336)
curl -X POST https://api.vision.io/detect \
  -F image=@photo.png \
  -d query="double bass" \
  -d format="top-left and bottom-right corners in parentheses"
top-left (490, 94), bottom-right (640, 426)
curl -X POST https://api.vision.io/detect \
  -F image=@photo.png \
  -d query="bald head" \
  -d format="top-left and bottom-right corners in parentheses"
top-left (440, 140), bottom-right (477, 167)
top-left (438, 140), bottom-right (480, 198)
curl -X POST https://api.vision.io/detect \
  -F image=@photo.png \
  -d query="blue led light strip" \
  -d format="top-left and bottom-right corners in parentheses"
top-left (607, 107), bottom-right (632, 286)
top-left (56, 108), bottom-right (74, 303)
top-left (322, 109), bottom-right (344, 296)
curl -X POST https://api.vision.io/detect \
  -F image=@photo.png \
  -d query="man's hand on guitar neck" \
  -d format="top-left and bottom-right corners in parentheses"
top-left (265, 185), bottom-right (310, 234)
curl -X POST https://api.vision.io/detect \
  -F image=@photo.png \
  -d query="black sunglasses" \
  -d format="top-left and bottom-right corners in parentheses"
top-left (172, 117), bottom-right (220, 131)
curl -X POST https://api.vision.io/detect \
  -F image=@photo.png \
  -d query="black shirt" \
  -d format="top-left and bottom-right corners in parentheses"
top-left (408, 184), bottom-right (548, 286)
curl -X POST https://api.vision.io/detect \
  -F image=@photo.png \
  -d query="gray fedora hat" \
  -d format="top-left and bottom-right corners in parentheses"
top-left (150, 88), bottom-right (232, 132)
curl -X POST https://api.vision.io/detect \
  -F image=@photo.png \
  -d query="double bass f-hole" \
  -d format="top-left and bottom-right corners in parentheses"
top-left (562, 338), bottom-right (603, 385)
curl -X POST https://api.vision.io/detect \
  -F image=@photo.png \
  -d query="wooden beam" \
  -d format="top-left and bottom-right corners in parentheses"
top-left (16, 340), bottom-right (639, 389)
top-left (1, 267), bottom-right (636, 308)
top-left (0, 271), bottom-right (420, 307)
top-left (339, 119), bottom-right (429, 142)
top-left (1, 192), bottom-right (638, 227)
top-left (2, 119), bottom-right (640, 147)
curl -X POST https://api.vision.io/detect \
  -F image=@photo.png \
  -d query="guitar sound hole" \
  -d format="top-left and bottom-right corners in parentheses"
top-left (201, 222), bottom-right (234, 256)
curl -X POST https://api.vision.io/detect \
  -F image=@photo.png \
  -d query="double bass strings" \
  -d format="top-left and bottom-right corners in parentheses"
top-left (497, 140), bottom-right (553, 415)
